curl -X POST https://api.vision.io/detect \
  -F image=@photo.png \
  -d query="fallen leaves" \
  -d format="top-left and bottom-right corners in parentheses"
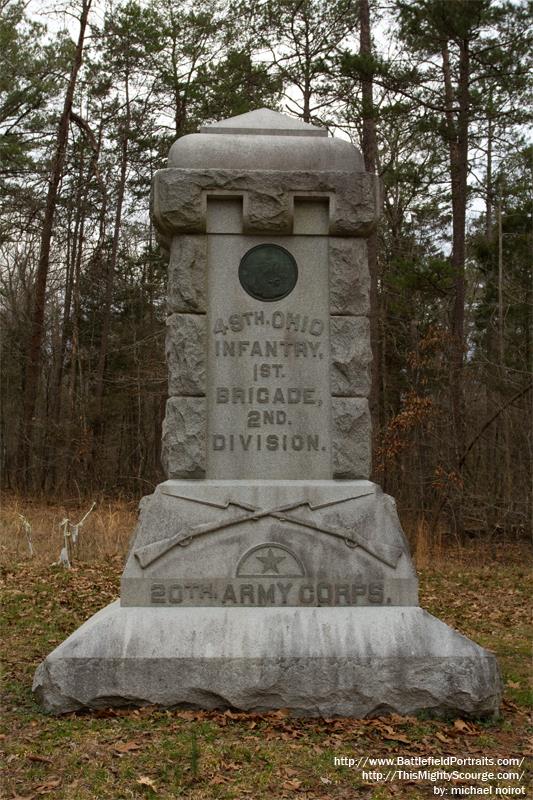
top-left (137, 775), bottom-right (157, 791)
top-left (113, 740), bottom-right (143, 755)
top-left (209, 774), bottom-right (228, 785)
top-left (34, 777), bottom-right (61, 794)
top-left (453, 718), bottom-right (478, 735)
top-left (282, 778), bottom-right (302, 790)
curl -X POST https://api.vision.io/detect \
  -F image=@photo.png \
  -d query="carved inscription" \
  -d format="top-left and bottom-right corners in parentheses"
top-left (150, 579), bottom-right (385, 606)
top-left (212, 310), bottom-right (324, 336)
top-left (207, 235), bottom-right (331, 478)
top-left (210, 309), bottom-right (328, 455)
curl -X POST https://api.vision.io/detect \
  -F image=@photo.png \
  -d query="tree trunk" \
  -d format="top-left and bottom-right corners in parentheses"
top-left (359, 0), bottom-right (381, 473)
top-left (18, 0), bottom-right (92, 488)
top-left (302, 8), bottom-right (311, 122)
top-left (485, 109), bottom-right (493, 240)
top-left (91, 70), bottom-right (131, 464)
top-left (49, 147), bottom-right (86, 435)
top-left (497, 200), bottom-right (512, 509)
top-left (442, 38), bottom-right (469, 534)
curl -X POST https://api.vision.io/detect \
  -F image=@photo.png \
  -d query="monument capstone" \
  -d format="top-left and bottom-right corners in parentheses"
top-left (34, 108), bottom-right (501, 717)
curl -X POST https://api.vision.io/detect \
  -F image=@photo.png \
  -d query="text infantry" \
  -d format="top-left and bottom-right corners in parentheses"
top-left (214, 339), bottom-right (322, 358)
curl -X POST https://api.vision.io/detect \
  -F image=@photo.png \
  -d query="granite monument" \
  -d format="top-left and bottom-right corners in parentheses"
top-left (34, 109), bottom-right (501, 717)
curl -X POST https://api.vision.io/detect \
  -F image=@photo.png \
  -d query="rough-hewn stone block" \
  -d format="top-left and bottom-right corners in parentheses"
top-left (162, 397), bottom-right (206, 478)
top-left (330, 317), bottom-right (371, 397)
top-left (168, 235), bottom-right (207, 313)
top-left (332, 173), bottom-right (379, 236)
top-left (152, 169), bottom-right (379, 237)
top-left (332, 397), bottom-right (371, 479)
top-left (329, 238), bottom-right (369, 315)
top-left (243, 185), bottom-right (292, 233)
top-left (166, 314), bottom-right (206, 396)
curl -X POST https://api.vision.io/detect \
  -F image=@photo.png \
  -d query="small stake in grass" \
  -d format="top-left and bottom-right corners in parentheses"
top-left (57, 502), bottom-right (96, 568)
top-left (17, 514), bottom-right (33, 557)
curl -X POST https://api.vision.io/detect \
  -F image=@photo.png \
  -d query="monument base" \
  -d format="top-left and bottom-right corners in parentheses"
top-left (33, 603), bottom-right (501, 717)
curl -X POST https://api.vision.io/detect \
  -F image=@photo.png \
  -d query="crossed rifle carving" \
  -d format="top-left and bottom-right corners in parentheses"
top-left (134, 492), bottom-right (403, 569)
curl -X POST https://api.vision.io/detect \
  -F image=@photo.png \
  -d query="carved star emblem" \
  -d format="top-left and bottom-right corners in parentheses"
top-left (255, 548), bottom-right (286, 574)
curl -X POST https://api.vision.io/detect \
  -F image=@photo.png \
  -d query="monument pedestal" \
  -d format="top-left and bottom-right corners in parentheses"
top-left (120, 479), bottom-right (418, 608)
top-left (34, 603), bottom-right (500, 717)
top-left (34, 479), bottom-right (501, 717)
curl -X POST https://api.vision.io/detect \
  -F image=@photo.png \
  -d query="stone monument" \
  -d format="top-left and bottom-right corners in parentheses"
top-left (34, 109), bottom-right (501, 717)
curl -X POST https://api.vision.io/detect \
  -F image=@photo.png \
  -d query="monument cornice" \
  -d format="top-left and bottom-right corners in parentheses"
top-left (151, 167), bottom-right (380, 242)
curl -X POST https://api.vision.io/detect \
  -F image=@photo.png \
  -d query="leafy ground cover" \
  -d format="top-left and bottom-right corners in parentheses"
top-left (0, 514), bottom-right (531, 799)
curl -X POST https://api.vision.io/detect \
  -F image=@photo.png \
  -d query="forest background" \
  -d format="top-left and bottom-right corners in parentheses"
top-left (1, 0), bottom-right (532, 545)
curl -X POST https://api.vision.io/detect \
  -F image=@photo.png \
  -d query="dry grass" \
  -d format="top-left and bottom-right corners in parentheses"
top-left (0, 494), bottom-right (526, 572)
top-left (410, 515), bottom-right (442, 568)
top-left (0, 492), bottom-right (137, 565)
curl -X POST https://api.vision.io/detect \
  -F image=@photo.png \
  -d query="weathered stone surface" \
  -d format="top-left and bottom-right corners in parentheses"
top-left (329, 238), bottom-right (369, 315)
top-left (168, 235), bottom-right (207, 313)
top-left (332, 397), bottom-right (371, 479)
top-left (168, 110), bottom-right (366, 173)
top-left (166, 314), bottom-right (206, 396)
top-left (152, 169), bottom-right (379, 238)
top-left (120, 480), bottom-right (418, 607)
top-left (333, 173), bottom-right (379, 237)
top-left (243, 184), bottom-right (292, 233)
top-left (199, 108), bottom-right (329, 137)
top-left (33, 603), bottom-right (502, 718)
top-left (206, 233), bottom-right (331, 480)
top-left (161, 397), bottom-right (206, 479)
top-left (330, 317), bottom-right (371, 397)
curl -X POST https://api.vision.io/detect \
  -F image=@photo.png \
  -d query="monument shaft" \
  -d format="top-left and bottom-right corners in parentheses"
top-left (207, 197), bottom-right (331, 479)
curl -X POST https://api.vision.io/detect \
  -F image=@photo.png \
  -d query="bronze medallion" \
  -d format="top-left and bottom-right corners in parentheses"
top-left (239, 244), bottom-right (298, 302)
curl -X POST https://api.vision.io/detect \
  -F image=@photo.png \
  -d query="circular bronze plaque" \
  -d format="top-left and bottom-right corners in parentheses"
top-left (239, 244), bottom-right (298, 302)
